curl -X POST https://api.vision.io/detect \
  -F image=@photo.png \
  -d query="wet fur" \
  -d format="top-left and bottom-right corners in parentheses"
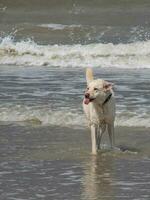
top-left (83, 69), bottom-right (116, 155)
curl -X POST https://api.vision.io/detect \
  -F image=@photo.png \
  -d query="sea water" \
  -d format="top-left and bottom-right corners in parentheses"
top-left (0, 1), bottom-right (150, 199)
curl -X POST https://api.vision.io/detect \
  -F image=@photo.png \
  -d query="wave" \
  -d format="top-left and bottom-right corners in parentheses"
top-left (0, 105), bottom-right (85, 127)
top-left (38, 23), bottom-right (81, 30)
top-left (0, 105), bottom-right (149, 128)
top-left (0, 36), bottom-right (150, 68)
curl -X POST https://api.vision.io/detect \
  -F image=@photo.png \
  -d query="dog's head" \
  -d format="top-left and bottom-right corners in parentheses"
top-left (84, 68), bottom-right (113, 105)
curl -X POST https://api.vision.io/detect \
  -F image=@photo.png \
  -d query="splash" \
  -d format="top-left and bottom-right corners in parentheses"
top-left (1, 36), bottom-right (150, 68)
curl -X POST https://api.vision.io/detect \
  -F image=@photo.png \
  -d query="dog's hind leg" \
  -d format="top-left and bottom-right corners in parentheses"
top-left (91, 125), bottom-right (97, 155)
top-left (108, 123), bottom-right (115, 149)
top-left (97, 124), bottom-right (106, 150)
top-left (97, 128), bottom-right (103, 150)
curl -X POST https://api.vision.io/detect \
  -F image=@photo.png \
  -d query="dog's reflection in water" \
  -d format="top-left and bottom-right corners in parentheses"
top-left (82, 155), bottom-right (114, 200)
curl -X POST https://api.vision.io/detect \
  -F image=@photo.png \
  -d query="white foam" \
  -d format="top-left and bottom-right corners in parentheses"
top-left (0, 106), bottom-right (86, 127)
top-left (0, 105), bottom-right (149, 128)
top-left (1, 36), bottom-right (150, 68)
top-left (38, 23), bottom-right (81, 30)
top-left (115, 115), bottom-right (150, 128)
top-left (0, 6), bottom-right (7, 12)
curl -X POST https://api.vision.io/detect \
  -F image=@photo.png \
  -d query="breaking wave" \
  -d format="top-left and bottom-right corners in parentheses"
top-left (1, 36), bottom-right (150, 68)
top-left (0, 105), bottom-right (149, 128)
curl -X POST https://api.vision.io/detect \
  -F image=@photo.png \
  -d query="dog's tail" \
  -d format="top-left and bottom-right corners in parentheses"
top-left (86, 68), bottom-right (94, 84)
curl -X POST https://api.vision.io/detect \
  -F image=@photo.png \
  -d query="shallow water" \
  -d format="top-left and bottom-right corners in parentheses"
top-left (0, 0), bottom-right (150, 199)
top-left (0, 124), bottom-right (150, 200)
top-left (1, 158), bottom-right (150, 200)
top-left (0, 66), bottom-right (149, 128)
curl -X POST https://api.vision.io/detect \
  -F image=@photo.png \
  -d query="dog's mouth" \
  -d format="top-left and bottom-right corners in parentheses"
top-left (84, 97), bottom-right (95, 105)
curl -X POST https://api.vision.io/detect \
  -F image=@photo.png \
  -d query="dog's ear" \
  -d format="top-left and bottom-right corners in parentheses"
top-left (103, 81), bottom-right (113, 91)
top-left (86, 68), bottom-right (94, 84)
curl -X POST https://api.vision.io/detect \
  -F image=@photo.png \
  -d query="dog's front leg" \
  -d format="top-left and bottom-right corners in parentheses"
top-left (108, 123), bottom-right (115, 149)
top-left (91, 125), bottom-right (97, 155)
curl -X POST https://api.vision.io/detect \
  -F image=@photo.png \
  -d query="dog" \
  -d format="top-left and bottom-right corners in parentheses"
top-left (83, 68), bottom-right (116, 154)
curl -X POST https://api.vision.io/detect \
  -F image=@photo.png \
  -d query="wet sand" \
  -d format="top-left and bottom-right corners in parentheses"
top-left (0, 123), bottom-right (150, 199)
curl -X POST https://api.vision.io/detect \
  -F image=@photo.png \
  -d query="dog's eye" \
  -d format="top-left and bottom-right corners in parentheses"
top-left (86, 87), bottom-right (89, 90)
top-left (94, 88), bottom-right (99, 91)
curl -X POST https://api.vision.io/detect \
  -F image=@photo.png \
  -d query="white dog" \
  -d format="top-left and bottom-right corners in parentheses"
top-left (83, 68), bottom-right (116, 154)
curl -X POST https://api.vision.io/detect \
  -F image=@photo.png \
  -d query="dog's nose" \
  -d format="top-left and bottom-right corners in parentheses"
top-left (85, 93), bottom-right (90, 98)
